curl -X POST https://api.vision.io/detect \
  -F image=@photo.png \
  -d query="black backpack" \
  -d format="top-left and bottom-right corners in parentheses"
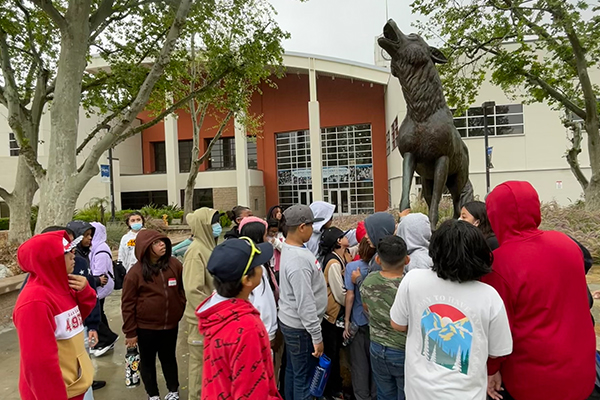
top-left (97, 250), bottom-right (127, 290)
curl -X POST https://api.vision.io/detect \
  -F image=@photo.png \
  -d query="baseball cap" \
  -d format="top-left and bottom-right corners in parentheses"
top-left (63, 236), bottom-right (82, 254)
top-left (283, 204), bottom-right (325, 227)
top-left (207, 238), bottom-right (273, 282)
top-left (320, 227), bottom-right (347, 250)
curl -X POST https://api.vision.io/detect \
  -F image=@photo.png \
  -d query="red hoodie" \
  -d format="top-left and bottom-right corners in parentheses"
top-left (196, 294), bottom-right (282, 400)
top-left (14, 231), bottom-right (98, 400)
top-left (482, 181), bottom-right (595, 399)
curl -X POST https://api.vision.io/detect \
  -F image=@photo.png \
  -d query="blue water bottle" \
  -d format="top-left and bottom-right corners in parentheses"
top-left (309, 355), bottom-right (332, 397)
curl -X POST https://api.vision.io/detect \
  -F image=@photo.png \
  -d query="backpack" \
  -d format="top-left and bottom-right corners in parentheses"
top-left (97, 250), bottom-right (127, 290)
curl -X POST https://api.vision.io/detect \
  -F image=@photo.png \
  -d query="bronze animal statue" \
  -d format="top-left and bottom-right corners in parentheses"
top-left (378, 19), bottom-right (473, 229)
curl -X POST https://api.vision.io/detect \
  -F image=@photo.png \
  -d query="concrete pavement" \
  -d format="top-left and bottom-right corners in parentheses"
top-left (0, 291), bottom-right (191, 400)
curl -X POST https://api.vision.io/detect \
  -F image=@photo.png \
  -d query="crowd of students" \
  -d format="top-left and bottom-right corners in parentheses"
top-left (12, 180), bottom-right (599, 400)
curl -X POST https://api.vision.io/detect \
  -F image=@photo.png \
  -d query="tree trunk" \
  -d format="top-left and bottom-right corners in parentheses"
top-left (6, 156), bottom-right (38, 243)
top-left (183, 164), bottom-right (200, 222)
top-left (35, 2), bottom-right (91, 231)
top-left (585, 117), bottom-right (600, 210)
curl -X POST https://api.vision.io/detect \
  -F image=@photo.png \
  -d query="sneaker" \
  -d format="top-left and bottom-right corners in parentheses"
top-left (149, 397), bottom-right (160, 400)
top-left (91, 381), bottom-right (106, 391)
top-left (92, 336), bottom-right (118, 357)
top-left (164, 392), bottom-right (179, 400)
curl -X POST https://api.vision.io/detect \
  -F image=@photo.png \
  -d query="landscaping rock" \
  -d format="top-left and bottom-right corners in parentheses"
top-left (0, 265), bottom-right (13, 279)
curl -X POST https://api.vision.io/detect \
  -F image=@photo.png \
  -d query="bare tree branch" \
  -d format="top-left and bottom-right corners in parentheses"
top-left (197, 111), bottom-right (233, 166)
top-left (89, 0), bottom-right (115, 32)
top-left (0, 186), bottom-right (12, 202)
top-left (76, 98), bottom-right (134, 155)
top-left (565, 121), bottom-right (590, 190)
top-left (30, 0), bottom-right (67, 32)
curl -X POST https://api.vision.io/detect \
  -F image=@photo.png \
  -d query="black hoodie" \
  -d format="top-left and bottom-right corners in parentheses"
top-left (66, 221), bottom-right (101, 331)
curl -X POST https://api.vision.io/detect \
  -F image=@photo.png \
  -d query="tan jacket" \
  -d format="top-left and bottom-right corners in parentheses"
top-left (183, 208), bottom-right (217, 325)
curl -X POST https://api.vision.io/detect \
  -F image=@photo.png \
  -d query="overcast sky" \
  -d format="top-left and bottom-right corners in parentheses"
top-left (267, 0), bottom-right (417, 65)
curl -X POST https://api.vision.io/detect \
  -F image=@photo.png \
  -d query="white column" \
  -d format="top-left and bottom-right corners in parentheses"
top-left (308, 59), bottom-right (323, 201)
top-left (235, 114), bottom-right (250, 206)
top-left (164, 112), bottom-right (180, 206)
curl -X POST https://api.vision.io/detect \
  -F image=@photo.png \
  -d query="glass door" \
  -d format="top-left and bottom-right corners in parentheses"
top-left (299, 190), bottom-right (313, 205)
top-left (329, 189), bottom-right (350, 216)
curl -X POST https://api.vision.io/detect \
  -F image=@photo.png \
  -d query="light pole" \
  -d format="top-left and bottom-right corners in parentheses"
top-left (102, 125), bottom-right (116, 222)
top-left (482, 101), bottom-right (495, 194)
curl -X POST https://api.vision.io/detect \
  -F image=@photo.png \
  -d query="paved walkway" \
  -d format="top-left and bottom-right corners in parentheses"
top-left (0, 291), bottom-right (191, 400)
top-left (1, 266), bottom-right (600, 399)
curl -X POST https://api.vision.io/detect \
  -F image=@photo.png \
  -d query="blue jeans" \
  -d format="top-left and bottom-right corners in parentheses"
top-left (370, 341), bottom-right (405, 400)
top-left (280, 321), bottom-right (318, 400)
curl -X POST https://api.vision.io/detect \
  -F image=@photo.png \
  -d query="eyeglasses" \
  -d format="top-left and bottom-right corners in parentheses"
top-left (238, 236), bottom-right (261, 282)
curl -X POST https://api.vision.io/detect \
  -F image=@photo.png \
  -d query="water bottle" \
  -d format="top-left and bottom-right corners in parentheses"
top-left (125, 347), bottom-right (141, 388)
top-left (309, 355), bottom-right (332, 397)
top-left (342, 322), bottom-right (359, 347)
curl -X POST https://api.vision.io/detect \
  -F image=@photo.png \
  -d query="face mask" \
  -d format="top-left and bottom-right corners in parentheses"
top-left (212, 223), bottom-right (222, 238)
top-left (130, 222), bottom-right (143, 231)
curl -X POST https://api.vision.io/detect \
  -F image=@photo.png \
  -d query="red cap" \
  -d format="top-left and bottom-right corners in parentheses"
top-left (356, 221), bottom-right (366, 243)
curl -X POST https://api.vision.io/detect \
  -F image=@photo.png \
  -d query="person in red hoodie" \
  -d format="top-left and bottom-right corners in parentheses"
top-left (197, 237), bottom-right (282, 400)
top-left (14, 230), bottom-right (97, 400)
top-left (482, 181), bottom-right (596, 400)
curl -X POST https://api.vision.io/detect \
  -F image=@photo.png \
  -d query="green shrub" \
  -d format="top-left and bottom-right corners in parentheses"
top-left (115, 209), bottom-right (136, 222)
top-left (173, 210), bottom-right (184, 220)
top-left (105, 222), bottom-right (128, 250)
top-left (73, 206), bottom-right (104, 223)
top-left (219, 211), bottom-right (232, 228)
top-left (0, 218), bottom-right (9, 231)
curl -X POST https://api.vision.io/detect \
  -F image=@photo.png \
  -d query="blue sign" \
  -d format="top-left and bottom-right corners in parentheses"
top-left (100, 164), bottom-right (110, 183)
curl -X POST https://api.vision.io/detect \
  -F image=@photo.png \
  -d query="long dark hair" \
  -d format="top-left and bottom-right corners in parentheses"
top-left (141, 239), bottom-right (170, 282)
top-left (463, 201), bottom-right (494, 239)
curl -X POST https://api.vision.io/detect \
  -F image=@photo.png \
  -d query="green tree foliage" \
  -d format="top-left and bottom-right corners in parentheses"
top-left (0, 0), bottom-right (288, 238)
top-left (410, 0), bottom-right (600, 207)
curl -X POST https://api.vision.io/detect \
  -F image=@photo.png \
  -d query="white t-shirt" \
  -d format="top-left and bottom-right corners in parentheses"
top-left (390, 269), bottom-right (512, 400)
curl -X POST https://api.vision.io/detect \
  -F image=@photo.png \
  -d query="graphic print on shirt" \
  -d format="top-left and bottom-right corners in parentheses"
top-left (127, 239), bottom-right (136, 247)
top-left (421, 304), bottom-right (472, 374)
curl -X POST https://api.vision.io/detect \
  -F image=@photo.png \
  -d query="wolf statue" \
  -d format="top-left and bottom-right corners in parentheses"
top-left (379, 19), bottom-right (473, 229)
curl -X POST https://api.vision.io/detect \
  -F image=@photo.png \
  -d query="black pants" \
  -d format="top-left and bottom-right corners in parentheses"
top-left (349, 325), bottom-right (376, 400)
top-left (137, 327), bottom-right (179, 397)
top-left (321, 320), bottom-right (343, 396)
top-left (97, 298), bottom-right (118, 348)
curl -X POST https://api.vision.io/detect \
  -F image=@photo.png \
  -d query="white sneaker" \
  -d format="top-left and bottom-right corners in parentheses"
top-left (149, 397), bottom-right (160, 400)
top-left (164, 392), bottom-right (179, 400)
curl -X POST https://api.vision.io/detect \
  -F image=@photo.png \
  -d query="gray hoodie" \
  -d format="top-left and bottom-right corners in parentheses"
top-left (365, 212), bottom-right (396, 273)
top-left (396, 213), bottom-right (433, 272)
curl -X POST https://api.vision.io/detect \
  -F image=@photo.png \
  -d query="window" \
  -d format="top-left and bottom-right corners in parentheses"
top-left (276, 130), bottom-right (312, 208)
top-left (386, 130), bottom-right (391, 155)
top-left (205, 137), bottom-right (258, 170)
top-left (121, 190), bottom-right (168, 210)
top-left (321, 124), bottom-right (375, 215)
top-left (247, 140), bottom-right (258, 169)
top-left (453, 104), bottom-right (524, 138)
top-left (9, 133), bottom-right (19, 156)
top-left (178, 140), bottom-right (194, 173)
top-left (153, 142), bottom-right (166, 173)
top-left (206, 137), bottom-right (236, 170)
top-left (0, 201), bottom-right (9, 218)
top-left (391, 117), bottom-right (399, 150)
top-left (179, 188), bottom-right (213, 209)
